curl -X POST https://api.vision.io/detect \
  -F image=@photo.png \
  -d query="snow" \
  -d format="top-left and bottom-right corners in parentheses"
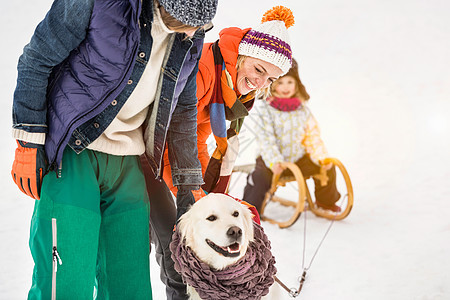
top-left (1, 0), bottom-right (450, 299)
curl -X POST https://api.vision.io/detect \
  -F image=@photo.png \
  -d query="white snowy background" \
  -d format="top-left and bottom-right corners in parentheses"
top-left (1, 0), bottom-right (450, 299)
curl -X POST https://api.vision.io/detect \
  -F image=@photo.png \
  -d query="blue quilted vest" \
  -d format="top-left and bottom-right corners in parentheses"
top-left (45, 0), bottom-right (141, 166)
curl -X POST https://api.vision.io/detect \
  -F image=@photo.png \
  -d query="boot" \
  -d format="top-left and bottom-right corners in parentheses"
top-left (316, 201), bottom-right (341, 213)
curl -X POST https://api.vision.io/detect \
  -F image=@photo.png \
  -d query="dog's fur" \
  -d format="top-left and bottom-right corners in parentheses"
top-left (176, 193), bottom-right (283, 300)
top-left (177, 193), bottom-right (254, 271)
top-left (177, 193), bottom-right (255, 299)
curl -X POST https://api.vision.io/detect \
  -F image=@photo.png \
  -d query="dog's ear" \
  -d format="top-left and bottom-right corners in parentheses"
top-left (177, 208), bottom-right (195, 243)
top-left (240, 204), bottom-right (255, 242)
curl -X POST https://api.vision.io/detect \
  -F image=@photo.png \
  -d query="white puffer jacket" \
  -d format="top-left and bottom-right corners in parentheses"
top-left (251, 99), bottom-right (328, 168)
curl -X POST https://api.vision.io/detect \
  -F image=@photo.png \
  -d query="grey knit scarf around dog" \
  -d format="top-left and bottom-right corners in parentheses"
top-left (170, 222), bottom-right (277, 300)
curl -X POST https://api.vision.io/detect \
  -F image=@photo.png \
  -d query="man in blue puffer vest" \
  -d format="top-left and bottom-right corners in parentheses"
top-left (11, 0), bottom-right (218, 298)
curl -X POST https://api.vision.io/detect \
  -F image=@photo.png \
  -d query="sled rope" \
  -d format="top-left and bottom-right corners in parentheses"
top-left (301, 201), bottom-right (337, 270)
top-left (273, 197), bottom-right (345, 297)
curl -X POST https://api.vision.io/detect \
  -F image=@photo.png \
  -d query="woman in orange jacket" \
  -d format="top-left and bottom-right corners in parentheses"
top-left (163, 6), bottom-right (296, 198)
top-left (140, 6), bottom-right (295, 299)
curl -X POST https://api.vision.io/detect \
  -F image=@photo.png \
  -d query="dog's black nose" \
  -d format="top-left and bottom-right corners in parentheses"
top-left (227, 226), bottom-right (242, 240)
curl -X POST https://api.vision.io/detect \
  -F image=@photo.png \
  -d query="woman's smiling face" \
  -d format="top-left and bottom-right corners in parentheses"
top-left (236, 57), bottom-right (283, 95)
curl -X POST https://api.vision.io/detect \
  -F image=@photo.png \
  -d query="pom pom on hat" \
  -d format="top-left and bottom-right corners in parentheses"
top-left (239, 6), bottom-right (294, 74)
top-left (262, 6), bottom-right (295, 28)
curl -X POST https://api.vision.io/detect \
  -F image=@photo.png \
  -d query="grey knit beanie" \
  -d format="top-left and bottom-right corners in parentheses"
top-left (158, 0), bottom-right (218, 27)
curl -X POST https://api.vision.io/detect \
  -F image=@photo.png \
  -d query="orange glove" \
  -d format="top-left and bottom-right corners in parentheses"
top-left (11, 140), bottom-right (48, 200)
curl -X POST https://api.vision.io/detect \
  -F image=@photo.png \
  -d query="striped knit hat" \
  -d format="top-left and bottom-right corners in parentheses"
top-left (238, 6), bottom-right (295, 74)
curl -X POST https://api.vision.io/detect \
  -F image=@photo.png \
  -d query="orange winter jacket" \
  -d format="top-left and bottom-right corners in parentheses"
top-left (163, 27), bottom-right (251, 196)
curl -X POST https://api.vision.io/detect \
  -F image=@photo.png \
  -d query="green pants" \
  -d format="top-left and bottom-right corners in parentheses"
top-left (28, 148), bottom-right (152, 299)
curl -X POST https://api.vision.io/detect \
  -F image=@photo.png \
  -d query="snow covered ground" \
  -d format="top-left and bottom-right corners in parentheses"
top-left (1, 0), bottom-right (450, 299)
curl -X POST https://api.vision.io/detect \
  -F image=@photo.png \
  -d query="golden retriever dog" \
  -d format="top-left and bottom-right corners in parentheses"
top-left (170, 193), bottom-right (278, 300)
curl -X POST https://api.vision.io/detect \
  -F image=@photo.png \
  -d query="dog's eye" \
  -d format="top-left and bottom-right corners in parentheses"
top-left (232, 211), bottom-right (239, 217)
top-left (206, 215), bottom-right (217, 221)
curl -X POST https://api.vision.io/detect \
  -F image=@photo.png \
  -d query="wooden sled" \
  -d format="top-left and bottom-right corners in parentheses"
top-left (261, 158), bottom-right (353, 228)
top-left (230, 158), bottom-right (353, 229)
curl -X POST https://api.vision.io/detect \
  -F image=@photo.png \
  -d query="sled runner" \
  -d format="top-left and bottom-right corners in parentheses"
top-left (231, 157), bottom-right (353, 228)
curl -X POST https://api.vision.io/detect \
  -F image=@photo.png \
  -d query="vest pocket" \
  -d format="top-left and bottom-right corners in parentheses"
top-left (51, 218), bottom-right (62, 300)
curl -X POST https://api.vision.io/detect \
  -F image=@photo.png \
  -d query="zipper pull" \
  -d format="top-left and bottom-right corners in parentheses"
top-left (53, 246), bottom-right (62, 272)
top-left (57, 161), bottom-right (62, 178)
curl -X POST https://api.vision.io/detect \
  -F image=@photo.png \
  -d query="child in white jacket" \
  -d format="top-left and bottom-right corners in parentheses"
top-left (243, 59), bottom-right (341, 213)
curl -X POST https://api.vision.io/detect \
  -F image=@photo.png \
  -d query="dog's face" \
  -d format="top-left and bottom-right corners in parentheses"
top-left (177, 193), bottom-right (255, 270)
